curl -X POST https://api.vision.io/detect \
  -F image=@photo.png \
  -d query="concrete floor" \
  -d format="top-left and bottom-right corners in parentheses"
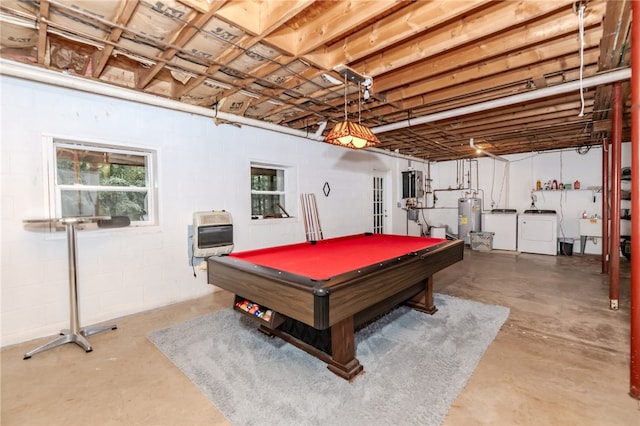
top-left (2, 249), bottom-right (638, 425)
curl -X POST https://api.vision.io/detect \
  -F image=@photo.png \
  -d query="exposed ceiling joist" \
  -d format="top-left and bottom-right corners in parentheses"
top-left (0, 0), bottom-right (632, 161)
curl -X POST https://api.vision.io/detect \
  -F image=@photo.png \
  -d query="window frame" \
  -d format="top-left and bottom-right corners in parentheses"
top-left (250, 161), bottom-right (296, 220)
top-left (44, 135), bottom-right (158, 227)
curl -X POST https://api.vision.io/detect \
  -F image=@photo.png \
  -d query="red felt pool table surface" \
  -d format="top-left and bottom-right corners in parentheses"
top-left (208, 232), bottom-right (463, 381)
top-left (229, 233), bottom-right (447, 281)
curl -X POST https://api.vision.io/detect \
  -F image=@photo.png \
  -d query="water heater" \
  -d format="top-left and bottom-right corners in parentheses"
top-left (458, 198), bottom-right (481, 244)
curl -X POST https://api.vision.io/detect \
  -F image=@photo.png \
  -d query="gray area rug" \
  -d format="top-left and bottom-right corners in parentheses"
top-left (148, 294), bottom-right (509, 426)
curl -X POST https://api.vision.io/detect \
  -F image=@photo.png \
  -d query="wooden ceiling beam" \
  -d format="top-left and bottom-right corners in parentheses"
top-left (177, 0), bottom-right (228, 14)
top-left (264, 1), bottom-right (402, 57)
top-left (136, 4), bottom-right (227, 90)
top-left (91, 0), bottom-right (139, 78)
top-left (372, 50), bottom-right (600, 119)
top-left (386, 33), bottom-right (602, 106)
top-left (301, 0), bottom-right (493, 70)
top-left (256, 0), bottom-right (315, 36)
top-left (212, 0), bottom-right (261, 34)
top-left (414, 99), bottom-right (594, 137)
top-left (309, 0), bottom-right (582, 76)
top-left (445, 94), bottom-right (591, 124)
top-left (449, 111), bottom-right (594, 140)
top-left (483, 129), bottom-right (596, 148)
top-left (388, 116), bottom-right (594, 152)
top-left (279, 3), bottom-right (604, 127)
top-left (598, 0), bottom-right (632, 70)
top-left (175, 31), bottom-right (258, 98)
top-left (590, 0), bottom-right (631, 133)
top-left (0, 0), bottom-right (624, 163)
top-left (215, 0), bottom-right (313, 38)
top-left (371, 1), bottom-right (606, 94)
top-left (176, 1), bottom-right (316, 106)
top-left (36, 1), bottom-right (50, 65)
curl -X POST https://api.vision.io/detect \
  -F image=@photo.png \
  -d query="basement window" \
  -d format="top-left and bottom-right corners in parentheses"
top-left (47, 138), bottom-right (157, 226)
top-left (250, 163), bottom-right (295, 219)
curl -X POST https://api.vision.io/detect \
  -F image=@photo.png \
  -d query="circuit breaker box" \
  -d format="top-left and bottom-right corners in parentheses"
top-left (402, 170), bottom-right (424, 199)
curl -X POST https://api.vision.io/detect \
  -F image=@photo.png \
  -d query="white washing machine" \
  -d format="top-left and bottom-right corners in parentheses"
top-left (517, 210), bottom-right (558, 255)
top-left (482, 209), bottom-right (518, 251)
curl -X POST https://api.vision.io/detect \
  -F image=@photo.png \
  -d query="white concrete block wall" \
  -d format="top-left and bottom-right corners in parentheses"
top-left (421, 145), bottom-right (630, 255)
top-left (1, 76), bottom-right (406, 347)
top-left (3, 75), bottom-right (625, 347)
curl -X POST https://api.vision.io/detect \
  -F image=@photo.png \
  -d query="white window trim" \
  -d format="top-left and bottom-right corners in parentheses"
top-left (250, 161), bottom-right (297, 221)
top-left (42, 134), bottom-right (159, 228)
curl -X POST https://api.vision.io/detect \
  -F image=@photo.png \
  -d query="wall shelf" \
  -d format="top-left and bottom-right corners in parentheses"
top-left (532, 189), bottom-right (597, 193)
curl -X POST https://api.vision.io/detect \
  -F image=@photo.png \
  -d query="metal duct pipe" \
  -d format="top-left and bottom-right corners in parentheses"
top-left (372, 68), bottom-right (632, 134)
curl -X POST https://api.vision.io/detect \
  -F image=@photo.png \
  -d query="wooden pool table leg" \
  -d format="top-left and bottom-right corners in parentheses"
top-left (327, 316), bottom-right (364, 381)
top-left (259, 316), bottom-right (364, 382)
top-left (404, 275), bottom-right (438, 314)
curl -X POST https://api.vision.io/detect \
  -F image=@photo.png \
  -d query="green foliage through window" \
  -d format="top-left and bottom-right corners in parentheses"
top-left (251, 166), bottom-right (286, 218)
top-left (55, 144), bottom-right (153, 223)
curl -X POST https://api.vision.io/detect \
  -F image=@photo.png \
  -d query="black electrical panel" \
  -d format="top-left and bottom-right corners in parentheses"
top-left (402, 170), bottom-right (423, 199)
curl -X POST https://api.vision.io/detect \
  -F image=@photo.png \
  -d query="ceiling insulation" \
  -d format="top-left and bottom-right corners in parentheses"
top-left (0, 0), bottom-right (632, 161)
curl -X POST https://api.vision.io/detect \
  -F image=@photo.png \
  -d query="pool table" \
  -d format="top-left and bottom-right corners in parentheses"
top-left (207, 233), bottom-right (463, 381)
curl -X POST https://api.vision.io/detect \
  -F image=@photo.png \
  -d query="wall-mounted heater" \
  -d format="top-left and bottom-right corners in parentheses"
top-left (192, 210), bottom-right (234, 258)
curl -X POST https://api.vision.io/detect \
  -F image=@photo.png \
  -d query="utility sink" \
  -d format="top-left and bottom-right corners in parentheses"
top-left (579, 218), bottom-right (602, 237)
top-left (523, 209), bottom-right (557, 214)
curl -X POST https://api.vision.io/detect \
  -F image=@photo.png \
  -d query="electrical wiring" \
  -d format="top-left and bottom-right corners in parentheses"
top-left (576, 145), bottom-right (591, 155)
top-left (577, 4), bottom-right (586, 117)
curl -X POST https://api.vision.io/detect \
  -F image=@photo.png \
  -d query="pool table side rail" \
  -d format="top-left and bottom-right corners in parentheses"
top-left (208, 257), bottom-right (318, 326)
top-left (318, 239), bottom-right (462, 292)
top-left (208, 239), bottom-right (463, 329)
top-left (325, 239), bottom-right (463, 327)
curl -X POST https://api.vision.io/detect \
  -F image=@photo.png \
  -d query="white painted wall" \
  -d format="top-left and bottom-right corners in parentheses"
top-left (0, 76), bottom-right (412, 346)
top-left (1, 75), bottom-right (629, 347)
top-left (419, 144), bottom-right (631, 255)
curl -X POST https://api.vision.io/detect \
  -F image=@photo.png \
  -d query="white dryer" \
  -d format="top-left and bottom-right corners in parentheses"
top-left (517, 210), bottom-right (558, 255)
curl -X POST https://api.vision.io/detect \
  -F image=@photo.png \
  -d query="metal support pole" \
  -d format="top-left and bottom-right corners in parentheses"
top-left (602, 138), bottom-right (609, 274)
top-left (609, 83), bottom-right (622, 310)
top-left (67, 221), bottom-right (80, 335)
top-left (23, 217), bottom-right (117, 359)
top-left (629, 0), bottom-right (640, 400)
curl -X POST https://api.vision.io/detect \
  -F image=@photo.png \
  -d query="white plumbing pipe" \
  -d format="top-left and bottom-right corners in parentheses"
top-left (0, 58), bottom-right (316, 140)
top-left (469, 137), bottom-right (509, 162)
top-left (0, 59), bottom-right (441, 166)
top-left (372, 68), bottom-right (632, 134)
top-left (2, 58), bottom-right (631, 153)
top-left (314, 120), bottom-right (328, 137)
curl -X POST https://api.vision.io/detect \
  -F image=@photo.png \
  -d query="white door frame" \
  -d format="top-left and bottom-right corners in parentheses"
top-left (373, 170), bottom-right (391, 234)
